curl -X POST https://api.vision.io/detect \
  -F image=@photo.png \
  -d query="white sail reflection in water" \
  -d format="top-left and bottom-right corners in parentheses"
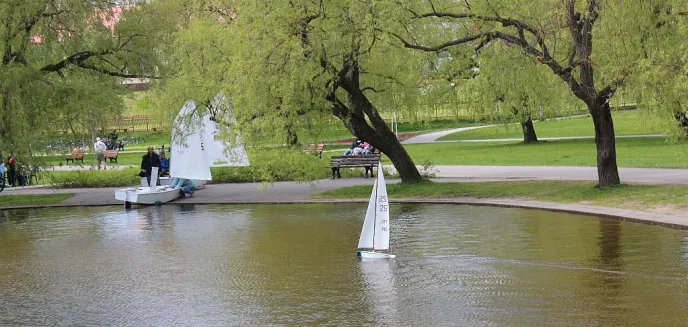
top-left (360, 260), bottom-right (400, 325)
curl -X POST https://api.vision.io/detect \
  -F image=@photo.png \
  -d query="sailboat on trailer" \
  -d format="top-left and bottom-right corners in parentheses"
top-left (357, 163), bottom-right (396, 259)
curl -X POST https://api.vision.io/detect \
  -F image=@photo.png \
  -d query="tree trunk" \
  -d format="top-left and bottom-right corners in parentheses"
top-left (285, 122), bottom-right (299, 147)
top-left (674, 111), bottom-right (688, 136)
top-left (334, 59), bottom-right (422, 184)
top-left (590, 102), bottom-right (620, 187)
top-left (521, 118), bottom-right (538, 143)
top-left (367, 124), bottom-right (422, 183)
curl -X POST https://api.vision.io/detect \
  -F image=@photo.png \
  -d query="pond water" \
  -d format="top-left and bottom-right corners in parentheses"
top-left (1, 204), bottom-right (688, 326)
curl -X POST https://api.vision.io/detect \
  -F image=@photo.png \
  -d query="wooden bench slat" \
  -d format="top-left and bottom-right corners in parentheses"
top-left (303, 143), bottom-right (325, 159)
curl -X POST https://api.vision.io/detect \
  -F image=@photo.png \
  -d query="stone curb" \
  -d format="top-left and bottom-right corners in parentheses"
top-left (2, 197), bottom-right (686, 230)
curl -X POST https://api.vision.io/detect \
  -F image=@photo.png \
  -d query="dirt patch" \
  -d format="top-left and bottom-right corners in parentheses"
top-left (646, 204), bottom-right (687, 216)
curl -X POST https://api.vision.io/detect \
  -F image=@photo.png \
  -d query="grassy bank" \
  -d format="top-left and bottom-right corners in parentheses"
top-left (319, 180), bottom-right (688, 214)
top-left (399, 137), bottom-right (688, 168)
top-left (0, 194), bottom-right (74, 206)
top-left (439, 110), bottom-right (663, 141)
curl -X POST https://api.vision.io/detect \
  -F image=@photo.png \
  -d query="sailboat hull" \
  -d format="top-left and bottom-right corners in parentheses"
top-left (358, 251), bottom-right (396, 259)
top-left (114, 186), bottom-right (180, 205)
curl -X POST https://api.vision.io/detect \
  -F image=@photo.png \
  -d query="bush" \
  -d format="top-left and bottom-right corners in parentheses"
top-left (209, 148), bottom-right (392, 183)
top-left (48, 167), bottom-right (140, 188)
top-left (210, 148), bottom-right (330, 183)
top-left (46, 148), bottom-right (401, 187)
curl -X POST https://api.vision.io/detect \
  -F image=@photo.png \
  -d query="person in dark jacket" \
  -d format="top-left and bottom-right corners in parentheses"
top-left (140, 146), bottom-right (161, 186)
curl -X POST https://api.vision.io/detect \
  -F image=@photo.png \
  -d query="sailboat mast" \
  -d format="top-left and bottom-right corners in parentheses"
top-left (372, 174), bottom-right (378, 250)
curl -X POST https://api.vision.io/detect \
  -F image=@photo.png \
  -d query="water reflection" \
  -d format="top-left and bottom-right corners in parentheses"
top-left (359, 259), bottom-right (400, 326)
top-left (0, 204), bottom-right (687, 326)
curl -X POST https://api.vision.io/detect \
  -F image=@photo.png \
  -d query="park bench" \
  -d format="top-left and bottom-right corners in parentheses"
top-left (303, 143), bottom-right (325, 159)
top-left (330, 154), bottom-right (381, 179)
top-left (65, 150), bottom-right (85, 164)
top-left (104, 150), bottom-right (119, 163)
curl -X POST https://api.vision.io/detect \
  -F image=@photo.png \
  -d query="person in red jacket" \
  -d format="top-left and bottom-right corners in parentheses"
top-left (7, 156), bottom-right (16, 187)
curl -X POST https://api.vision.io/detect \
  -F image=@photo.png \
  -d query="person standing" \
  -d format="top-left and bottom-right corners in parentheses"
top-left (7, 156), bottom-right (16, 187)
top-left (140, 146), bottom-right (161, 186)
top-left (0, 160), bottom-right (6, 186)
top-left (94, 137), bottom-right (107, 170)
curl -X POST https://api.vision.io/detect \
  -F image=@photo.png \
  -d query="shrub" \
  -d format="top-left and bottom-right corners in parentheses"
top-left (48, 167), bottom-right (140, 188)
top-left (209, 148), bottom-right (330, 183)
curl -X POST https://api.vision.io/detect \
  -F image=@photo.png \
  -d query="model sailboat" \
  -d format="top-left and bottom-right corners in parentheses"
top-left (357, 163), bottom-right (395, 259)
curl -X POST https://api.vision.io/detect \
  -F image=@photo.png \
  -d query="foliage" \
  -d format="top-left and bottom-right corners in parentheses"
top-left (48, 167), bottom-right (140, 188)
top-left (631, 2), bottom-right (688, 139)
top-left (155, 0), bottom-right (440, 182)
top-left (460, 48), bottom-right (582, 124)
top-left (0, 1), bottom-right (175, 161)
top-left (210, 148), bottom-right (393, 183)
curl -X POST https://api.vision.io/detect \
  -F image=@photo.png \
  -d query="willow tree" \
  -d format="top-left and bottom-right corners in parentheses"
top-left (0, 1), bottom-right (172, 159)
top-left (392, 0), bottom-right (682, 186)
top-left (633, 3), bottom-right (688, 138)
top-left (159, 0), bottom-right (445, 183)
top-left (459, 46), bottom-right (582, 143)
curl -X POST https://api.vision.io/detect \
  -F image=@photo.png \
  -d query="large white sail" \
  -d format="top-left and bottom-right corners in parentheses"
top-left (203, 92), bottom-right (250, 167)
top-left (373, 164), bottom-right (390, 251)
top-left (170, 100), bottom-right (212, 181)
top-left (358, 178), bottom-right (378, 249)
top-left (202, 113), bottom-right (250, 167)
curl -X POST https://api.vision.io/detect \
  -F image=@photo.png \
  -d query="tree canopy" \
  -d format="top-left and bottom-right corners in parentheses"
top-left (0, 0), bottom-right (174, 159)
top-left (389, 0), bottom-right (688, 186)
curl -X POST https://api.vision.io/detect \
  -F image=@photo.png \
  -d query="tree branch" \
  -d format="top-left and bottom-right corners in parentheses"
top-left (361, 87), bottom-right (385, 93)
top-left (389, 30), bottom-right (489, 52)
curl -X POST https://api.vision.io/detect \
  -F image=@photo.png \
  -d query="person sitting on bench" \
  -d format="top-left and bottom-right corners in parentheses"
top-left (344, 138), bottom-right (362, 155)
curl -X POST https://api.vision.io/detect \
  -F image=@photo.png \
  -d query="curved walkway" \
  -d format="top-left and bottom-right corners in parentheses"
top-left (432, 134), bottom-right (665, 143)
top-left (402, 125), bottom-right (493, 144)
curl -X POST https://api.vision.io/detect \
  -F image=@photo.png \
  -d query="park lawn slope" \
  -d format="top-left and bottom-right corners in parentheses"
top-left (0, 194), bottom-right (74, 206)
top-left (319, 180), bottom-right (688, 215)
top-left (439, 110), bottom-right (663, 141)
top-left (399, 137), bottom-right (688, 168)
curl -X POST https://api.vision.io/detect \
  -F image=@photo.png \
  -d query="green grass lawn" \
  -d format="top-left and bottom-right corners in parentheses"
top-left (0, 194), bottom-right (74, 206)
top-left (397, 137), bottom-right (688, 168)
top-left (35, 135), bottom-right (688, 169)
top-left (319, 180), bottom-right (688, 213)
top-left (439, 110), bottom-right (663, 140)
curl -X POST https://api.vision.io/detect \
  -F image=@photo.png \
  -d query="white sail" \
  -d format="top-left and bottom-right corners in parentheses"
top-left (358, 178), bottom-right (378, 249)
top-left (202, 113), bottom-right (250, 167)
top-left (170, 100), bottom-right (213, 181)
top-left (203, 92), bottom-right (250, 167)
top-left (373, 164), bottom-right (390, 251)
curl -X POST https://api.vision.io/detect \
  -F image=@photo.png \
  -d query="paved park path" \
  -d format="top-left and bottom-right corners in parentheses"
top-left (6, 164), bottom-right (688, 202)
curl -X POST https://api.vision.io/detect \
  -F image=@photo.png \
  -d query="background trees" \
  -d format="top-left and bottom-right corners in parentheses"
top-left (158, 0), bottom-right (460, 183)
top-left (0, 0), bottom-right (172, 159)
top-left (392, 0), bottom-right (686, 186)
